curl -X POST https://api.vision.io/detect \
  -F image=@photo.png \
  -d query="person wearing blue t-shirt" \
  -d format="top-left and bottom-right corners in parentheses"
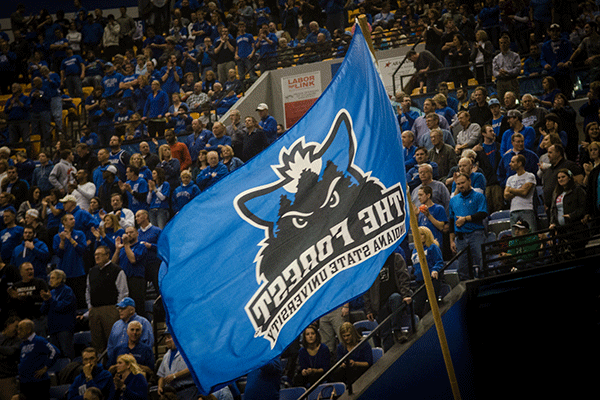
top-left (101, 63), bottom-right (124, 106)
top-left (451, 157), bottom-right (487, 196)
top-left (235, 21), bottom-right (256, 80)
top-left (143, 80), bottom-right (170, 137)
top-left (196, 151), bottom-right (228, 191)
top-left (172, 170), bottom-right (200, 213)
top-left (147, 167), bottom-right (171, 229)
top-left (123, 166), bottom-right (149, 215)
top-left (416, 185), bottom-right (448, 248)
top-left (449, 173), bottom-right (488, 280)
top-left (160, 55), bottom-right (183, 95)
top-left (500, 109), bottom-right (536, 156)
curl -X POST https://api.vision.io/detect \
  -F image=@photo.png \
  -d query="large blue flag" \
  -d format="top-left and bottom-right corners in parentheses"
top-left (157, 23), bottom-right (408, 394)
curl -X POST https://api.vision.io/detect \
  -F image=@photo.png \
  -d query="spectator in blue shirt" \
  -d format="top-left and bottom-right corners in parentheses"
top-left (159, 54), bottom-right (183, 95)
top-left (196, 150), bottom-right (228, 191)
top-left (256, 102), bottom-right (278, 143)
top-left (235, 21), bottom-right (256, 80)
top-left (172, 170), bottom-right (200, 213)
top-left (112, 227), bottom-right (148, 318)
top-left (143, 80), bottom-right (170, 137)
top-left (101, 62), bottom-right (124, 105)
top-left (5, 83), bottom-right (31, 150)
top-left (81, 14), bottom-right (104, 51)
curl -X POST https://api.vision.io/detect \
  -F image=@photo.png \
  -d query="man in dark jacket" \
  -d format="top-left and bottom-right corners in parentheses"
top-left (364, 252), bottom-right (413, 351)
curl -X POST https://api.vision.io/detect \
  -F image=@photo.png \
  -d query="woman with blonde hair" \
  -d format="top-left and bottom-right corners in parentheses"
top-left (411, 226), bottom-right (444, 316)
top-left (91, 213), bottom-right (124, 254)
top-left (331, 321), bottom-right (372, 385)
top-left (221, 145), bottom-right (243, 172)
top-left (130, 153), bottom-right (153, 181)
top-left (113, 353), bottom-right (149, 399)
top-left (158, 144), bottom-right (181, 190)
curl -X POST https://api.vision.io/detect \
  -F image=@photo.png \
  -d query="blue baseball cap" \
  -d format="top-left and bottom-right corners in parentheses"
top-left (116, 297), bottom-right (136, 308)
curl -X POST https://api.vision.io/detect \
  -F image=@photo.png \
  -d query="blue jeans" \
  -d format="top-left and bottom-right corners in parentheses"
top-left (150, 207), bottom-right (170, 229)
top-left (50, 97), bottom-right (63, 132)
top-left (455, 229), bottom-right (486, 280)
top-left (31, 110), bottom-right (52, 146)
top-left (377, 293), bottom-right (407, 352)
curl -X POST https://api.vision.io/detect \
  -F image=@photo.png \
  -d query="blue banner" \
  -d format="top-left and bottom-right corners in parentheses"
top-left (157, 23), bottom-right (408, 394)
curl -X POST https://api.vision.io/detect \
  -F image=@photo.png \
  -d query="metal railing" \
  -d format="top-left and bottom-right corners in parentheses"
top-left (296, 245), bottom-right (471, 399)
top-left (481, 217), bottom-right (600, 278)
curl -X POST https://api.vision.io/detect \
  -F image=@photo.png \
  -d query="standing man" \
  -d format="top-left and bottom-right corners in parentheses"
top-left (1, 207), bottom-right (24, 264)
top-left (5, 83), bottom-right (30, 149)
top-left (449, 173), bottom-right (488, 280)
top-left (136, 210), bottom-right (162, 294)
top-left (108, 135), bottom-right (131, 183)
top-left (497, 132), bottom-right (539, 187)
top-left (11, 225), bottom-right (50, 281)
top-left (0, 316), bottom-right (20, 400)
top-left (256, 103), bottom-right (277, 144)
top-left (17, 319), bottom-right (58, 400)
top-left (7, 263), bottom-right (48, 335)
top-left (428, 127), bottom-right (458, 179)
top-left (120, 166), bottom-right (149, 215)
top-left (165, 129), bottom-right (192, 171)
top-left (504, 154), bottom-right (538, 232)
top-left (453, 111), bottom-right (481, 155)
top-left (84, 245), bottom-right (129, 354)
top-left (493, 35), bottom-right (522, 105)
top-left (186, 119), bottom-right (213, 165)
top-left (49, 149), bottom-right (77, 196)
top-left (60, 46), bottom-right (85, 101)
top-left (500, 110), bottom-right (536, 156)
top-left (139, 141), bottom-right (160, 171)
top-left (53, 213), bottom-right (87, 308)
top-left (214, 27), bottom-right (236, 83)
top-left (112, 227), bottom-right (148, 318)
top-left (105, 297), bottom-right (153, 364)
top-left (407, 49), bottom-right (443, 94)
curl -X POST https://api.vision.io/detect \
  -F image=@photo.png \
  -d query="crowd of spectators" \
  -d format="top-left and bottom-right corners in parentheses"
top-left (1, 0), bottom-right (600, 399)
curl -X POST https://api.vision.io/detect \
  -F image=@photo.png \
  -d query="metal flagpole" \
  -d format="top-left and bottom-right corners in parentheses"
top-left (357, 14), bottom-right (462, 400)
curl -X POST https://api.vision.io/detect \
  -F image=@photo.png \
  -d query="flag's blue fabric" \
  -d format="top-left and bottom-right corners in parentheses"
top-left (157, 23), bottom-right (408, 394)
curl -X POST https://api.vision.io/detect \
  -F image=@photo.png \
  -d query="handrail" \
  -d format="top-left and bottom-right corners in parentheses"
top-left (296, 245), bottom-right (470, 400)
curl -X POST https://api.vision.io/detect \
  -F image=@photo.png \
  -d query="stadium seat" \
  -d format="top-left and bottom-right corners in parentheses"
top-left (49, 384), bottom-right (70, 400)
top-left (353, 319), bottom-right (378, 336)
top-left (489, 210), bottom-right (510, 221)
top-left (48, 357), bottom-right (70, 386)
top-left (74, 330), bottom-right (92, 356)
top-left (372, 347), bottom-right (384, 363)
top-left (489, 220), bottom-right (511, 237)
top-left (498, 230), bottom-right (512, 240)
top-left (307, 383), bottom-right (346, 400)
top-left (280, 387), bottom-right (306, 400)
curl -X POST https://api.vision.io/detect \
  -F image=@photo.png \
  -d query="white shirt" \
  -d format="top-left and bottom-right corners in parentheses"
top-left (72, 182), bottom-right (96, 211)
top-left (506, 171), bottom-right (536, 211)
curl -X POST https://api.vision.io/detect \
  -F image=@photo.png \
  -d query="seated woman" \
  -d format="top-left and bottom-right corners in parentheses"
top-left (331, 322), bottom-right (372, 385)
top-left (221, 145), bottom-right (244, 172)
top-left (293, 325), bottom-right (330, 388)
top-left (113, 354), bottom-right (149, 400)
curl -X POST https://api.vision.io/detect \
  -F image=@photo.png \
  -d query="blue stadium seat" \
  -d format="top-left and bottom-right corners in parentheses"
top-left (353, 319), bottom-right (378, 337)
top-left (498, 230), bottom-right (512, 240)
top-left (372, 347), bottom-right (384, 363)
top-left (489, 210), bottom-right (510, 221)
top-left (307, 383), bottom-right (346, 400)
top-left (280, 387), bottom-right (307, 400)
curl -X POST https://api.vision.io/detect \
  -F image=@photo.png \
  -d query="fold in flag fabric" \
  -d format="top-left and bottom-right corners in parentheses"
top-left (157, 22), bottom-right (408, 394)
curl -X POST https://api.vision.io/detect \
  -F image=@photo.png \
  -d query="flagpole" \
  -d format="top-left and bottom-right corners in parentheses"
top-left (356, 15), bottom-right (462, 399)
top-left (407, 191), bottom-right (462, 400)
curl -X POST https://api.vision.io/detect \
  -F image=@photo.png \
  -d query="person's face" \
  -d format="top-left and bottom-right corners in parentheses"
top-left (499, 38), bottom-right (509, 52)
top-left (165, 131), bottom-right (175, 143)
top-left (589, 124), bottom-right (600, 140)
top-left (512, 136), bottom-right (525, 151)
top-left (304, 328), bottom-right (317, 344)
top-left (126, 168), bottom-right (136, 181)
top-left (456, 175), bottom-right (471, 193)
top-left (94, 248), bottom-right (110, 265)
top-left (151, 170), bottom-right (158, 182)
top-left (458, 113), bottom-right (469, 127)
top-left (401, 131), bottom-right (413, 148)
top-left (162, 147), bottom-right (171, 159)
top-left (452, 35), bottom-right (460, 47)
top-left (111, 195), bottom-right (123, 210)
top-left (22, 228), bottom-right (34, 241)
top-left (422, 100), bottom-right (433, 113)
top-left (207, 152), bottom-right (219, 167)
top-left (547, 146), bottom-right (560, 164)
top-left (418, 167), bottom-right (432, 183)
top-left (417, 189), bottom-right (429, 205)
top-left (20, 263), bottom-right (34, 281)
top-left (430, 131), bottom-right (442, 146)
top-left (419, 231), bottom-right (427, 244)
top-left (557, 172), bottom-right (570, 187)
top-left (139, 142), bottom-right (150, 155)
top-left (504, 93), bottom-right (515, 106)
top-left (230, 112), bottom-right (241, 124)
top-left (221, 147), bottom-right (232, 158)
top-left (490, 104), bottom-right (501, 116)
top-left (104, 214), bottom-right (114, 228)
top-left (458, 159), bottom-right (472, 174)
top-left (127, 324), bottom-right (142, 342)
top-left (109, 136), bottom-right (120, 148)
top-left (125, 227), bottom-right (138, 243)
top-left (64, 214), bottom-right (76, 229)
top-left (508, 115), bottom-right (519, 128)
top-left (151, 80), bottom-right (160, 92)
top-left (17, 321), bottom-right (32, 340)
top-left (213, 123), bottom-right (225, 137)
top-left (165, 334), bottom-right (176, 350)
top-left (545, 119), bottom-right (557, 132)
top-left (522, 96), bottom-right (534, 111)
top-left (509, 156), bottom-right (520, 171)
top-left (589, 145), bottom-right (600, 160)
top-left (258, 109), bottom-right (268, 119)
top-left (181, 174), bottom-right (191, 185)
top-left (3, 211), bottom-right (14, 225)
top-left (474, 90), bottom-right (485, 105)
top-left (6, 168), bottom-right (18, 182)
top-left (135, 210), bottom-right (148, 226)
top-left (341, 331), bottom-right (353, 345)
top-left (49, 272), bottom-right (62, 288)
top-left (116, 358), bottom-right (128, 374)
top-left (415, 149), bottom-right (427, 164)
top-left (514, 227), bottom-right (529, 236)
top-left (483, 126), bottom-right (495, 141)
top-left (119, 306), bottom-right (135, 321)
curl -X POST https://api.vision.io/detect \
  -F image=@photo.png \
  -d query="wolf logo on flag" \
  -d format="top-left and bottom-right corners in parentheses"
top-left (235, 109), bottom-right (406, 347)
